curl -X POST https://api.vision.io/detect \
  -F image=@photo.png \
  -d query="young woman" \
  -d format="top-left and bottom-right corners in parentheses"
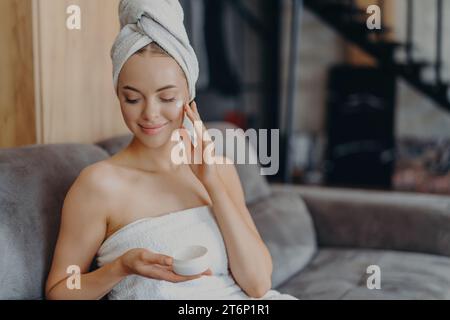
top-left (45, 0), bottom-right (297, 300)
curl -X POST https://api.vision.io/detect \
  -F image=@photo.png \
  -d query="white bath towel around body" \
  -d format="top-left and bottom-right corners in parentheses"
top-left (96, 205), bottom-right (298, 300)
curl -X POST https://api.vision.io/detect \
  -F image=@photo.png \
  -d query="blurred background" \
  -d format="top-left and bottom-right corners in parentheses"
top-left (1, 0), bottom-right (450, 195)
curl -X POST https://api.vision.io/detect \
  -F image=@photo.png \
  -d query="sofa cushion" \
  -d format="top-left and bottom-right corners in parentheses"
top-left (277, 248), bottom-right (450, 299)
top-left (96, 121), bottom-right (272, 205)
top-left (0, 144), bottom-right (109, 299)
top-left (248, 190), bottom-right (317, 288)
top-left (204, 121), bottom-right (272, 204)
top-left (96, 134), bottom-right (133, 157)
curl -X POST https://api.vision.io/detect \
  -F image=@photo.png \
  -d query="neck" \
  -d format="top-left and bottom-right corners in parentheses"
top-left (123, 135), bottom-right (184, 174)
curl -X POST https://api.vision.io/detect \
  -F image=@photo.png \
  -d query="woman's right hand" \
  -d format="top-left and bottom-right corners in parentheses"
top-left (118, 248), bottom-right (212, 282)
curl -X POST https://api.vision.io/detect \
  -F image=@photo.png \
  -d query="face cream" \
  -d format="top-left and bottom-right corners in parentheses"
top-left (172, 245), bottom-right (210, 276)
top-left (175, 100), bottom-right (184, 109)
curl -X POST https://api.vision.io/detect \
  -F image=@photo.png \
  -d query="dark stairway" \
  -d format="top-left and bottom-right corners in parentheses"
top-left (304, 0), bottom-right (450, 112)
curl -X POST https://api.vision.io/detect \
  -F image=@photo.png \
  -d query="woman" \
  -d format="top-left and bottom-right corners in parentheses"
top-left (45, 0), bottom-right (297, 300)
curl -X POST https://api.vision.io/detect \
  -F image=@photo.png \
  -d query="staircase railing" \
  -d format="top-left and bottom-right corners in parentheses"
top-left (304, 0), bottom-right (450, 112)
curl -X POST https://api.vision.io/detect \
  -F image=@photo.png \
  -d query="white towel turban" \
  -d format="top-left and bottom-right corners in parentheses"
top-left (111, 0), bottom-right (199, 101)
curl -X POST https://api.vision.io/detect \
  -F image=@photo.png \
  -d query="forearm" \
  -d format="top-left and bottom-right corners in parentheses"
top-left (205, 178), bottom-right (272, 297)
top-left (46, 258), bottom-right (127, 300)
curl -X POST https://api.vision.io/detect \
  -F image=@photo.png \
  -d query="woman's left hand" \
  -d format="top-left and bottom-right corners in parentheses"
top-left (181, 101), bottom-right (220, 188)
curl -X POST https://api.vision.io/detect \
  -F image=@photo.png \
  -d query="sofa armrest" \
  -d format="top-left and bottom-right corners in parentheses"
top-left (270, 183), bottom-right (450, 257)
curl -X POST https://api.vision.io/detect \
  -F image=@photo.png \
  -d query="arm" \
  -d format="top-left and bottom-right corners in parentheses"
top-left (204, 156), bottom-right (273, 298)
top-left (183, 102), bottom-right (272, 298)
top-left (45, 165), bottom-right (126, 300)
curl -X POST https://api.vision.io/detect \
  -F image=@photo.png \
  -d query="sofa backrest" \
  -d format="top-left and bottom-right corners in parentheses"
top-left (0, 144), bottom-right (109, 299)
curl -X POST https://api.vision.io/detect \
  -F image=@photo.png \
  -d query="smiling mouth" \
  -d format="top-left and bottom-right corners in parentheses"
top-left (139, 122), bottom-right (169, 135)
top-left (139, 123), bottom-right (168, 130)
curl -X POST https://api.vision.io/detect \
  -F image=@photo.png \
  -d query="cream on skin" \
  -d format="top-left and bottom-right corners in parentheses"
top-left (176, 100), bottom-right (184, 109)
top-left (174, 98), bottom-right (197, 148)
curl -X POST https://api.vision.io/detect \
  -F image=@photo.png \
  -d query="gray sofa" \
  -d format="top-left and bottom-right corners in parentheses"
top-left (1, 121), bottom-right (450, 300)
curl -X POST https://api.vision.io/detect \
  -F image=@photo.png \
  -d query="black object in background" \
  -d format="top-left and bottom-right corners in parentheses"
top-left (204, 0), bottom-right (241, 96)
top-left (325, 65), bottom-right (397, 189)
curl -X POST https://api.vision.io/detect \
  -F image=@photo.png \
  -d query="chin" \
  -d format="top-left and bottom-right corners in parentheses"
top-left (136, 131), bottom-right (175, 149)
top-left (134, 134), bottom-right (163, 148)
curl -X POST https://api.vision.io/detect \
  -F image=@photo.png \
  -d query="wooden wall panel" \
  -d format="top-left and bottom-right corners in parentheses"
top-left (36, 0), bottom-right (127, 144)
top-left (0, 0), bottom-right (36, 148)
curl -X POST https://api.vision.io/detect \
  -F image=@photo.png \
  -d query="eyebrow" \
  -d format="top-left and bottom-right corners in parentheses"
top-left (122, 85), bottom-right (178, 93)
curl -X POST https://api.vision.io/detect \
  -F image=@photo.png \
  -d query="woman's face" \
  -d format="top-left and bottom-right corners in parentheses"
top-left (117, 52), bottom-right (189, 148)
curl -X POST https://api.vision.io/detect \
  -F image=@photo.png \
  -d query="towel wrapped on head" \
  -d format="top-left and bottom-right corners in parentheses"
top-left (111, 0), bottom-right (199, 101)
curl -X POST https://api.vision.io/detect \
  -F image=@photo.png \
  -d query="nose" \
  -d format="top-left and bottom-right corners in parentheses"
top-left (142, 99), bottom-right (162, 121)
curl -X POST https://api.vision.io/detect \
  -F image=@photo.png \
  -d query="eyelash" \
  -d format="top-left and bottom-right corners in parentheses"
top-left (125, 98), bottom-right (176, 104)
top-left (125, 98), bottom-right (140, 104)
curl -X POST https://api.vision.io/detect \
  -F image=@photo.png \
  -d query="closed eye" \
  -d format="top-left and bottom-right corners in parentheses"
top-left (161, 98), bottom-right (176, 103)
top-left (125, 98), bottom-right (140, 104)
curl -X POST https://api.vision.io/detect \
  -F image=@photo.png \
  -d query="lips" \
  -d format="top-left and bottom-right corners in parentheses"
top-left (140, 123), bottom-right (168, 130)
top-left (139, 122), bottom-right (169, 135)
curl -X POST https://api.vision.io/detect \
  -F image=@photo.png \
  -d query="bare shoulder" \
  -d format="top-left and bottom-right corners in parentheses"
top-left (64, 160), bottom-right (120, 214)
top-left (74, 161), bottom-right (116, 193)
